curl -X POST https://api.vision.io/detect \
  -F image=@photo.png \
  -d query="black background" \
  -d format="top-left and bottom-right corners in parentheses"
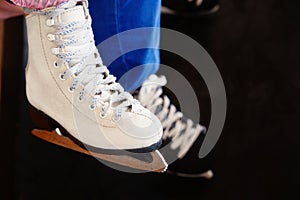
top-left (1, 0), bottom-right (300, 199)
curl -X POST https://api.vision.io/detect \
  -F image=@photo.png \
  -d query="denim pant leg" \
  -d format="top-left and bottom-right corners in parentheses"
top-left (89, 0), bottom-right (161, 91)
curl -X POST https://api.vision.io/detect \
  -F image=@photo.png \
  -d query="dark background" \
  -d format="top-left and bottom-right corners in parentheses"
top-left (1, 0), bottom-right (300, 199)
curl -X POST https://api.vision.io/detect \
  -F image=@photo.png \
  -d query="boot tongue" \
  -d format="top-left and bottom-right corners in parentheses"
top-left (57, 0), bottom-right (78, 9)
top-left (57, 3), bottom-right (86, 24)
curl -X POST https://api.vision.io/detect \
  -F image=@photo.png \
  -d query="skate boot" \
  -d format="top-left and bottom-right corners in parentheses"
top-left (25, 0), bottom-right (163, 157)
top-left (136, 74), bottom-right (213, 178)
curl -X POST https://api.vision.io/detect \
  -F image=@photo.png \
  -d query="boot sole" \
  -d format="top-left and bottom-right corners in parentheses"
top-left (28, 104), bottom-right (162, 154)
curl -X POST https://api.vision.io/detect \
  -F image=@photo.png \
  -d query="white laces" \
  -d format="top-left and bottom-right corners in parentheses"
top-left (36, 0), bottom-right (137, 119)
top-left (137, 75), bottom-right (206, 158)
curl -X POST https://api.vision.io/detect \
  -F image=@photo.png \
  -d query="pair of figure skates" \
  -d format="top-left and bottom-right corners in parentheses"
top-left (26, 0), bottom-right (212, 178)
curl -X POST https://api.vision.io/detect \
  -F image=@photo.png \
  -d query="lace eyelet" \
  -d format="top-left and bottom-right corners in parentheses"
top-left (89, 104), bottom-right (96, 110)
top-left (100, 112), bottom-right (107, 118)
top-left (53, 61), bottom-right (59, 68)
top-left (51, 48), bottom-right (60, 55)
top-left (59, 73), bottom-right (65, 81)
top-left (46, 18), bottom-right (55, 26)
top-left (47, 34), bottom-right (55, 41)
top-left (77, 95), bottom-right (84, 102)
top-left (68, 87), bottom-right (74, 93)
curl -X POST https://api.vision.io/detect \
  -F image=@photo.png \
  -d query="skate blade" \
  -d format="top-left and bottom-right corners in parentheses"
top-left (31, 129), bottom-right (168, 173)
top-left (166, 169), bottom-right (213, 179)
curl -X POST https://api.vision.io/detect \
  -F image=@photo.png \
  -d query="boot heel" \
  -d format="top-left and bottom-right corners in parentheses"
top-left (28, 104), bottom-right (52, 131)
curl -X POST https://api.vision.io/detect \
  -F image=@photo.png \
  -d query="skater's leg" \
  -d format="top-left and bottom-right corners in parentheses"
top-left (10, 0), bottom-right (69, 9)
top-left (89, 0), bottom-right (161, 91)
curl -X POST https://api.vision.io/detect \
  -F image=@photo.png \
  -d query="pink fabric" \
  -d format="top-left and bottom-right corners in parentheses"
top-left (11, 0), bottom-right (69, 9)
top-left (0, 0), bottom-right (23, 19)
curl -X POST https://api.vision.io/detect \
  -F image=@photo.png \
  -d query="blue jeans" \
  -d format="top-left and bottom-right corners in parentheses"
top-left (89, 0), bottom-right (161, 91)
